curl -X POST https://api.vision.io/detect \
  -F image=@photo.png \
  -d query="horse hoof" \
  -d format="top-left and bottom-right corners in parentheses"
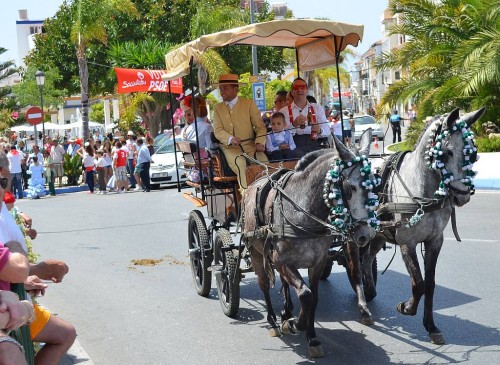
top-left (430, 332), bottom-right (445, 345)
top-left (308, 344), bottom-right (325, 358)
top-left (361, 314), bottom-right (374, 326)
top-left (281, 319), bottom-right (298, 335)
top-left (269, 327), bottom-right (282, 337)
top-left (396, 302), bottom-right (416, 316)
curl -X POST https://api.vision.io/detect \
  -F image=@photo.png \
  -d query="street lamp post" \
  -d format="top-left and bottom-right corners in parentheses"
top-left (35, 70), bottom-right (45, 148)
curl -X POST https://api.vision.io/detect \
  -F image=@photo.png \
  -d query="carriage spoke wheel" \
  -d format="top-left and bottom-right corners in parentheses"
top-left (188, 210), bottom-right (212, 297)
top-left (344, 244), bottom-right (378, 297)
top-left (214, 228), bottom-right (240, 317)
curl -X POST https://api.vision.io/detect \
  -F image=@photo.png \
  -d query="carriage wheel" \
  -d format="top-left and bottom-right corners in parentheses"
top-left (345, 247), bottom-right (378, 295)
top-left (188, 210), bottom-right (212, 297)
top-left (319, 260), bottom-right (333, 280)
top-left (214, 228), bottom-right (240, 317)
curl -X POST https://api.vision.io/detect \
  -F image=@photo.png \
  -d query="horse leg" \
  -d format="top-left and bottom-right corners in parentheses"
top-left (275, 263), bottom-right (311, 335)
top-left (304, 261), bottom-right (327, 358)
top-left (279, 274), bottom-right (294, 322)
top-left (250, 248), bottom-right (281, 337)
top-left (362, 236), bottom-right (385, 302)
top-left (397, 243), bottom-right (425, 316)
top-left (345, 243), bottom-right (373, 325)
top-left (423, 236), bottom-right (445, 345)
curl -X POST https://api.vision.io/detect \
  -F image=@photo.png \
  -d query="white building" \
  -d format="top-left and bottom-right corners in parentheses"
top-left (16, 9), bottom-right (44, 68)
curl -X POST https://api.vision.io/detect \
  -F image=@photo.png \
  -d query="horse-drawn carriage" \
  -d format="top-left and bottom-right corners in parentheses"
top-left (163, 19), bottom-right (486, 358)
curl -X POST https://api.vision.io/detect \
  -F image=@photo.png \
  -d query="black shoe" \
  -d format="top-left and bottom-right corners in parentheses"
top-left (144, 189), bottom-right (150, 192)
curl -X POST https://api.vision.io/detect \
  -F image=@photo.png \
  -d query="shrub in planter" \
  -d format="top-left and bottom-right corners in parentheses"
top-left (63, 154), bottom-right (82, 186)
top-left (476, 136), bottom-right (500, 153)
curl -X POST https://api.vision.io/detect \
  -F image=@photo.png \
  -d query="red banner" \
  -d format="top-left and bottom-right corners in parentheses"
top-left (332, 91), bottom-right (351, 97)
top-left (114, 68), bottom-right (183, 94)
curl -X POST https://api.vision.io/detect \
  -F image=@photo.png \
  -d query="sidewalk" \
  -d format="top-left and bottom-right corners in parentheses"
top-left (59, 339), bottom-right (94, 365)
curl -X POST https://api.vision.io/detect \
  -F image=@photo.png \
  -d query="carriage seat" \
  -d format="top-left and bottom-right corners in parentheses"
top-left (176, 141), bottom-right (209, 169)
top-left (209, 133), bottom-right (237, 183)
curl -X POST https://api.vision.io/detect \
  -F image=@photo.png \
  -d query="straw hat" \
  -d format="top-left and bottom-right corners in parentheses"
top-left (212, 74), bottom-right (247, 87)
top-left (127, 130), bottom-right (134, 136)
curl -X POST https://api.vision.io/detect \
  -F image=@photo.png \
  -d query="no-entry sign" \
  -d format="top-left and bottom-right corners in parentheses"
top-left (25, 106), bottom-right (44, 126)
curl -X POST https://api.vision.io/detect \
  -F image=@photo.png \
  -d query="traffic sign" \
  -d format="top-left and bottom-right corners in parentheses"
top-left (252, 82), bottom-right (266, 112)
top-left (25, 106), bottom-right (44, 126)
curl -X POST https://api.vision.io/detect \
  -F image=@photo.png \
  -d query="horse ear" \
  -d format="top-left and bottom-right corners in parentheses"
top-left (445, 108), bottom-right (460, 129)
top-left (333, 134), bottom-right (354, 161)
top-left (358, 128), bottom-right (372, 157)
top-left (461, 107), bottom-right (486, 127)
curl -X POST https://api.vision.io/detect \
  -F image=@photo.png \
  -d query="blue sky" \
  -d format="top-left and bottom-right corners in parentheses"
top-left (1, 0), bottom-right (388, 66)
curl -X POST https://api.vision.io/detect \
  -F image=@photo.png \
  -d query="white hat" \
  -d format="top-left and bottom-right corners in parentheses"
top-left (127, 130), bottom-right (134, 136)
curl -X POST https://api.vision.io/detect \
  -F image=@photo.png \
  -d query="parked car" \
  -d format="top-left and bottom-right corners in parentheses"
top-left (149, 137), bottom-right (187, 188)
top-left (353, 115), bottom-right (384, 142)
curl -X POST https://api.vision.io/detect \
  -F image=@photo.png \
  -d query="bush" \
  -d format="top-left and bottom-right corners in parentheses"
top-left (63, 154), bottom-right (82, 186)
top-left (476, 136), bottom-right (500, 152)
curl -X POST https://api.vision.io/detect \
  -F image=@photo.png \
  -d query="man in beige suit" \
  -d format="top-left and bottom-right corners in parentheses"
top-left (213, 74), bottom-right (268, 188)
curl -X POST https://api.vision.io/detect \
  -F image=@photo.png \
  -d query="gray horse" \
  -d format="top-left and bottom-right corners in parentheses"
top-left (242, 130), bottom-right (378, 358)
top-left (350, 107), bottom-right (485, 345)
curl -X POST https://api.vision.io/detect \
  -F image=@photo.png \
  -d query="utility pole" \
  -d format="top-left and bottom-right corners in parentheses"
top-left (250, 0), bottom-right (258, 76)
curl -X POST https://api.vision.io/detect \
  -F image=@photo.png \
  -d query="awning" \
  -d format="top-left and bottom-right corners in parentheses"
top-left (163, 19), bottom-right (364, 81)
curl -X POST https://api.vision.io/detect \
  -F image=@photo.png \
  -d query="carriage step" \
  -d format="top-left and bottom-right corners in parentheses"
top-left (183, 192), bottom-right (207, 207)
top-left (208, 265), bottom-right (223, 272)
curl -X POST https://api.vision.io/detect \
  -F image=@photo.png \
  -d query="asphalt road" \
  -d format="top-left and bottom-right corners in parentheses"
top-left (16, 186), bottom-right (500, 365)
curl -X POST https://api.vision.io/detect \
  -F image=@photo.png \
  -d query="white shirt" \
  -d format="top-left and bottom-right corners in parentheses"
top-left (329, 120), bottom-right (343, 137)
top-left (279, 102), bottom-right (330, 137)
top-left (50, 144), bottom-right (65, 163)
top-left (182, 117), bottom-right (214, 149)
top-left (125, 139), bottom-right (136, 159)
top-left (83, 153), bottom-right (96, 168)
top-left (28, 152), bottom-right (44, 165)
top-left (0, 203), bottom-right (27, 252)
top-left (7, 150), bottom-right (24, 174)
top-left (266, 131), bottom-right (296, 153)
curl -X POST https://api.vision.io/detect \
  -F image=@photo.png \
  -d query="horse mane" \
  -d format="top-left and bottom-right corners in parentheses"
top-left (414, 114), bottom-right (447, 149)
top-left (294, 149), bottom-right (330, 172)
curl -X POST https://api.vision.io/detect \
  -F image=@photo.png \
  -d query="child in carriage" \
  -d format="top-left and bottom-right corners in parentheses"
top-left (266, 112), bottom-right (298, 162)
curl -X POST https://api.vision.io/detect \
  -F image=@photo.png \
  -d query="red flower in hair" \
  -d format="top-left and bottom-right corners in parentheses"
top-left (3, 191), bottom-right (15, 204)
top-left (181, 95), bottom-right (193, 111)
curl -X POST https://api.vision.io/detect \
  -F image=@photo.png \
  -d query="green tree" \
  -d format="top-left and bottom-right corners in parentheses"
top-left (12, 66), bottom-right (66, 112)
top-left (0, 47), bottom-right (17, 101)
top-left (71, 0), bottom-right (138, 140)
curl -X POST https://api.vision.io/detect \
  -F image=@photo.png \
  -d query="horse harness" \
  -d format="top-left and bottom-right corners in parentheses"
top-left (244, 168), bottom-right (340, 242)
top-left (375, 151), bottom-right (461, 242)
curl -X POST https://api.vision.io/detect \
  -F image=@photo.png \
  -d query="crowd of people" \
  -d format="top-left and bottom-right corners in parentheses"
top-left (0, 129), bottom-right (156, 198)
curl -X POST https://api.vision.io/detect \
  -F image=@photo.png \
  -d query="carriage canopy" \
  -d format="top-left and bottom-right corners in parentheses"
top-left (163, 19), bottom-right (364, 82)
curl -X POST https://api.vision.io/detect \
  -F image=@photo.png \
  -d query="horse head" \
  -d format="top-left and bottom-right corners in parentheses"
top-left (326, 129), bottom-right (380, 247)
top-left (425, 107), bottom-right (485, 206)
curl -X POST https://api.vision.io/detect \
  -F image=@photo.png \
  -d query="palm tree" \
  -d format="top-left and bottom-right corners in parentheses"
top-left (70, 0), bottom-right (137, 140)
top-left (0, 47), bottom-right (17, 101)
top-left (376, 0), bottom-right (499, 131)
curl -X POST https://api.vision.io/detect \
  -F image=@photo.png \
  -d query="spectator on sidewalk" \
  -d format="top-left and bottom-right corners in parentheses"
top-left (83, 144), bottom-right (96, 194)
top-left (49, 140), bottom-right (65, 188)
top-left (136, 138), bottom-right (153, 192)
top-left (7, 145), bottom-right (24, 200)
top-left (102, 140), bottom-right (114, 185)
top-left (113, 141), bottom-right (129, 193)
top-left (125, 131), bottom-right (137, 189)
top-left (66, 138), bottom-right (80, 157)
top-left (42, 150), bottom-right (56, 196)
top-left (389, 110), bottom-right (403, 143)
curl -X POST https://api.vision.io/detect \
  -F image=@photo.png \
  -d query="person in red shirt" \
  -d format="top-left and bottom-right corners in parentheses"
top-left (113, 141), bottom-right (129, 193)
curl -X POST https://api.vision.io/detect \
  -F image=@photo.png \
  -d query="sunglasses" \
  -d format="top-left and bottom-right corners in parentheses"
top-left (0, 177), bottom-right (8, 189)
top-left (292, 84), bottom-right (307, 91)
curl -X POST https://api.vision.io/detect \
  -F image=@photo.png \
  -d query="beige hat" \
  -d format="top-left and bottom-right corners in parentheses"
top-left (127, 130), bottom-right (134, 136)
top-left (212, 73), bottom-right (247, 87)
top-left (69, 138), bottom-right (75, 142)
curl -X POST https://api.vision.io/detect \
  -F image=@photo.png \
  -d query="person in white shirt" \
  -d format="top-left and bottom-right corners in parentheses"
top-left (180, 95), bottom-right (213, 158)
top-left (136, 138), bottom-right (153, 192)
top-left (7, 145), bottom-right (24, 199)
top-left (50, 140), bottom-right (65, 187)
top-left (66, 138), bottom-right (81, 157)
top-left (278, 77), bottom-right (329, 157)
top-left (266, 112), bottom-right (298, 162)
top-left (125, 131), bottom-right (137, 188)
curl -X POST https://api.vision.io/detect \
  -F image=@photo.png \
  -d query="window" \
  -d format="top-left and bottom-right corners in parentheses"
top-left (395, 71), bottom-right (401, 80)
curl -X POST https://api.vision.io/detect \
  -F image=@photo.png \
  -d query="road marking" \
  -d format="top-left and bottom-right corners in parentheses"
top-left (444, 238), bottom-right (497, 243)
